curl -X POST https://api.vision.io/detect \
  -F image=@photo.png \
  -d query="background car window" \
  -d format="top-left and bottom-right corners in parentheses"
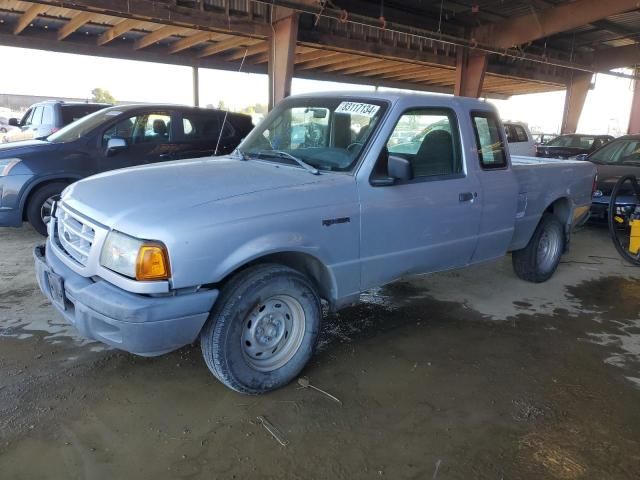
top-left (590, 140), bottom-right (640, 164)
top-left (387, 109), bottom-right (461, 178)
top-left (20, 108), bottom-right (33, 126)
top-left (30, 106), bottom-right (44, 126)
top-left (61, 105), bottom-right (106, 126)
top-left (179, 113), bottom-right (220, 141)
top-left (472, 113), bottom-right (507, 169)
top-left (42, 106), bottom-right (55, 125)
top-left (103, 112), bottom-right (171, 146)
top-left (514, 125), bottom-right (528, 142)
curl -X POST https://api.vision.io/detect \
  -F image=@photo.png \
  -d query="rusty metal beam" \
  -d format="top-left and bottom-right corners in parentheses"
top-left (134, 25), bottom-right (182, 50)
top-left (13, 4), bottom-right (49, 35)
top-left (592, 44), bottom-right (640, 71)
top-left (561, 73), bottom-right (593, 134)
top-left (475, 0), bottom-right (640, 49)
top-left (629, 68), bottom-right (640, 134)
top-left (268, 12), bottom-right (299, 110)
top-left (57, 11), bottom-right (93, 40)
top-left (455, 49), bottom-right (487, 98)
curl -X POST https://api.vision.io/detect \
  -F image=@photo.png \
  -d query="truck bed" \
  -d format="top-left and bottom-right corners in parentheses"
top-left (508, 155), bottom-right (596, 251)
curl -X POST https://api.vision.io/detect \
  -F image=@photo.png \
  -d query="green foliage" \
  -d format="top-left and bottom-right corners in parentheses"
top-left (91, 88), bottom-right (116, 104)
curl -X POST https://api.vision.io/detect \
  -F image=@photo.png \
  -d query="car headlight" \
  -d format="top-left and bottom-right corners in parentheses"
top-left (0, 158), bottom-right (21, 176)
top-left (100, 230), bottom-right (171, 281)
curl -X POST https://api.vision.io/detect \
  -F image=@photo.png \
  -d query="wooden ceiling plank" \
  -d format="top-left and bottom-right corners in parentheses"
top-left (57, 11), bottom-right (93, 41)
top-left (198, 36), bottom-right (259, 58)
top-left (14, 4), bottom-right (49, 35)
top-left (134, 25), bottom-right (183, 50)
top-left (97, 18), bottom-right (145, 46)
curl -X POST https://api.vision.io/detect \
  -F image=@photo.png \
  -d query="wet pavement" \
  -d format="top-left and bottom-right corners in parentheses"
top-left (1, 225), bottom-right (639, 479)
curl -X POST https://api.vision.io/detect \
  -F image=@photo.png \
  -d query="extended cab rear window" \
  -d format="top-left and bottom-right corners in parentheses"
top-left (472, 112), bottom-right (507, 169)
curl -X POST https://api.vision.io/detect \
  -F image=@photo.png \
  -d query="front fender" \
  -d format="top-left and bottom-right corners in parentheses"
top-left (17, 173), bottom-right (84, 215)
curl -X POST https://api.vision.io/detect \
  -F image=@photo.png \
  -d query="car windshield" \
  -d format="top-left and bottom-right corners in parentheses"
top-left (546, 135), bottom-right (595, 148)
top-left (48, 107), bottom-right (126, 143)
top-left (238, 98), bottom-right (387, 173)
top-left (589, 138), bottom-right (640, 165)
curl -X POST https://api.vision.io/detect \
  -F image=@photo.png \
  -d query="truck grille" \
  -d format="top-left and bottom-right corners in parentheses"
top-left (56, 204), bottom-right (95, 266)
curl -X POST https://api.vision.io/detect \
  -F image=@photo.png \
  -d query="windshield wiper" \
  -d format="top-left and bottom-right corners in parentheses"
top-left (252, 150), bottom-right (319, 175)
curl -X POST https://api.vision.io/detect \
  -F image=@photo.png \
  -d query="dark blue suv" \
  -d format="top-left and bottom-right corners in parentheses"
top-left (0, 104), bottom-right (253, 234)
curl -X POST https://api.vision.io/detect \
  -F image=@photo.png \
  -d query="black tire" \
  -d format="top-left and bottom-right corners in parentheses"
top-left (26, 182), bottom-right (67, 236)
top-left (200, 264), bottom-right (321, 394)
top-left (512, 212), bottom-right (565, 283)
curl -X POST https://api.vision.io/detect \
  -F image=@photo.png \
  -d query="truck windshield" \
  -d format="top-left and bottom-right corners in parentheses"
top-left (238, 98), bottom-right (387, 172)
top-left (48, 107), bottom-right (125, 144)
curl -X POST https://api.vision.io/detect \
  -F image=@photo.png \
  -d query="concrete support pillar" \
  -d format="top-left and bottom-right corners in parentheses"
top-left (268, 10), bottom-right (298, 110)
top-left (192, 66), bottom-right (200, 107)
top-left (454, 48), bottom-right (487, 98)
top-left (561, 72), bottom-right (592, 134)
top-left (628, 68), bottom-right (640, 134)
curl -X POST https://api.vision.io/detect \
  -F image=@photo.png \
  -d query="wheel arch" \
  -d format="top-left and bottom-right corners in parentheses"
top-left (20, 176), bottom-right (80, 220)
top-left (217, 250), bottom-right (338, 308)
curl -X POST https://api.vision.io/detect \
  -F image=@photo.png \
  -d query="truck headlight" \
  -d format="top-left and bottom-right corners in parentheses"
top-left (100, 231), bottom-right (171, 281)
top-left (0, 158), bottom-right (21, 176)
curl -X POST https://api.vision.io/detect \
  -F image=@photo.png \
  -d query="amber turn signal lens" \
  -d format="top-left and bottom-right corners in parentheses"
top-left (136, 244), bottom-right (170, 281)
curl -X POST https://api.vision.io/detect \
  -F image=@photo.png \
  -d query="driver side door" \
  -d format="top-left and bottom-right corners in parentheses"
top-left (358, 107), bottom-right (482, 290)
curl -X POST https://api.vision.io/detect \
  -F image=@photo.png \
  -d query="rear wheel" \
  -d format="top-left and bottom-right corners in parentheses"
top-left (512, 213), bottom-right (564, 283)
top-left (26, 182), bottom-right (67, 236)
top-left (200, 264), bottom-right (321, 394)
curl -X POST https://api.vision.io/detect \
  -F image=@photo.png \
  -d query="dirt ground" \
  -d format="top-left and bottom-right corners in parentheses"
top-left (1, 224), bottom-right (639, 479)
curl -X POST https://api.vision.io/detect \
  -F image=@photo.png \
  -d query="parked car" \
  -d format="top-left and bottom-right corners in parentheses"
top-left (583, 135), bottom-right (640, 221)
top-left (504, 121), bottom-right (536, 156)
top-left (0, 116), bottom-right (19, 134)
top-left (2, 101), bottom-right (110, 144)
top-left (34, 92), bottom-right (595, 394)
top-left (0, 104), bottom-right (253, 234)
top-left (533, 132), bottom-right (558, 146)
top-left (536, 133), bottom-right (614, 159)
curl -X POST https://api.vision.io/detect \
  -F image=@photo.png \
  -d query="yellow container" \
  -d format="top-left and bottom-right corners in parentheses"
top-left (629, 219), bottom-right (640, 254)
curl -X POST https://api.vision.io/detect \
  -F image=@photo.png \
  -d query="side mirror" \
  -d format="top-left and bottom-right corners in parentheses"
top-left (388, 155), bottom-right (412, 181)
top-left (106, 137), bottom-right (127, 156)
top-left (371, 155), bottom-right (413, 187)
top-left (575, 153), bottom-right (589, 161)
top-left (8, 118), bottom-right (19, 127)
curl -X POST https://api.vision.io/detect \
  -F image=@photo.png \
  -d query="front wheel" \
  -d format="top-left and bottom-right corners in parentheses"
top-left (200, 264), bottom-right (321, 394)
top-left (26, 182), bottom-right (67, 236)
top-left (512, 213), bottom-right (565, 283)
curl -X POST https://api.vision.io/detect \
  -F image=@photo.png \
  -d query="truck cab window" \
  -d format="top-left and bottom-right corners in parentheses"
top-left (386, 109), bottom-right (461, 178)
top-left (472, 113), bottom-right (507, 169)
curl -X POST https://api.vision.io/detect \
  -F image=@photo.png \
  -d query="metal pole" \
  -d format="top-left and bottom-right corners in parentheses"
top-left (192, 66), bottom-right (200, 107)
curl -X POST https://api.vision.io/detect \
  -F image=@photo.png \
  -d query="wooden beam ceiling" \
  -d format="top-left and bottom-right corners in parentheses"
top-left (57, 11), bottom-right (93, 41)
top-left (134, 25), bottom-right (183, 50)
top-left (97, 18), bottom-right (145, 46)
top-left (13, 4), bottom-right (48, 35)
top-left (198, 37), bottom-right (259, 58)
top-left (168, 31), bottom-right (226, 54)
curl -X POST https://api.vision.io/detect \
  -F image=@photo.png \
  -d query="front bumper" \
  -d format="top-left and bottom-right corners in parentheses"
top-left (590, 194), bottom-right (638, 222)
top-left (34, 241), bottom-right (218, 356)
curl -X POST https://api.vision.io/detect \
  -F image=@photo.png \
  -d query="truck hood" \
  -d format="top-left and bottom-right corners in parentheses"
top-left (62, 156), bottom-right (328, 229)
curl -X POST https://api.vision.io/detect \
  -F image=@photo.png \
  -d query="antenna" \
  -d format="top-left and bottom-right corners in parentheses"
top-left (214, 47), bottom-right (249, 156)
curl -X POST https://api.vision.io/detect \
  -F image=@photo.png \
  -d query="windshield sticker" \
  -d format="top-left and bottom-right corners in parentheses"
top-left (335, 102), bottom-right (380, 117)
top-left (105, 111), bottom-right (122, 116)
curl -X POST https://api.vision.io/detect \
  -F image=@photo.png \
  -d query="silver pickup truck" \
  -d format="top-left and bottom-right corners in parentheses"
top-left (34, 92), bottom-right (596, 393)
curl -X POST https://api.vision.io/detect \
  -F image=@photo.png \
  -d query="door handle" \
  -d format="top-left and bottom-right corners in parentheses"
top-left (159, 153), bottom-right (173, 159)
top-left (459, 192), bottom-right (477, 202)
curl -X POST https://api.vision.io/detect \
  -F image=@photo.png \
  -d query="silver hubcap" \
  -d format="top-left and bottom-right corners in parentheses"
top-left (537, 227), bottom-right (561, 272)
top-left (40, 196), bottom-right (56, 224)
top-left (241, 295), bottom-right (306, 372)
